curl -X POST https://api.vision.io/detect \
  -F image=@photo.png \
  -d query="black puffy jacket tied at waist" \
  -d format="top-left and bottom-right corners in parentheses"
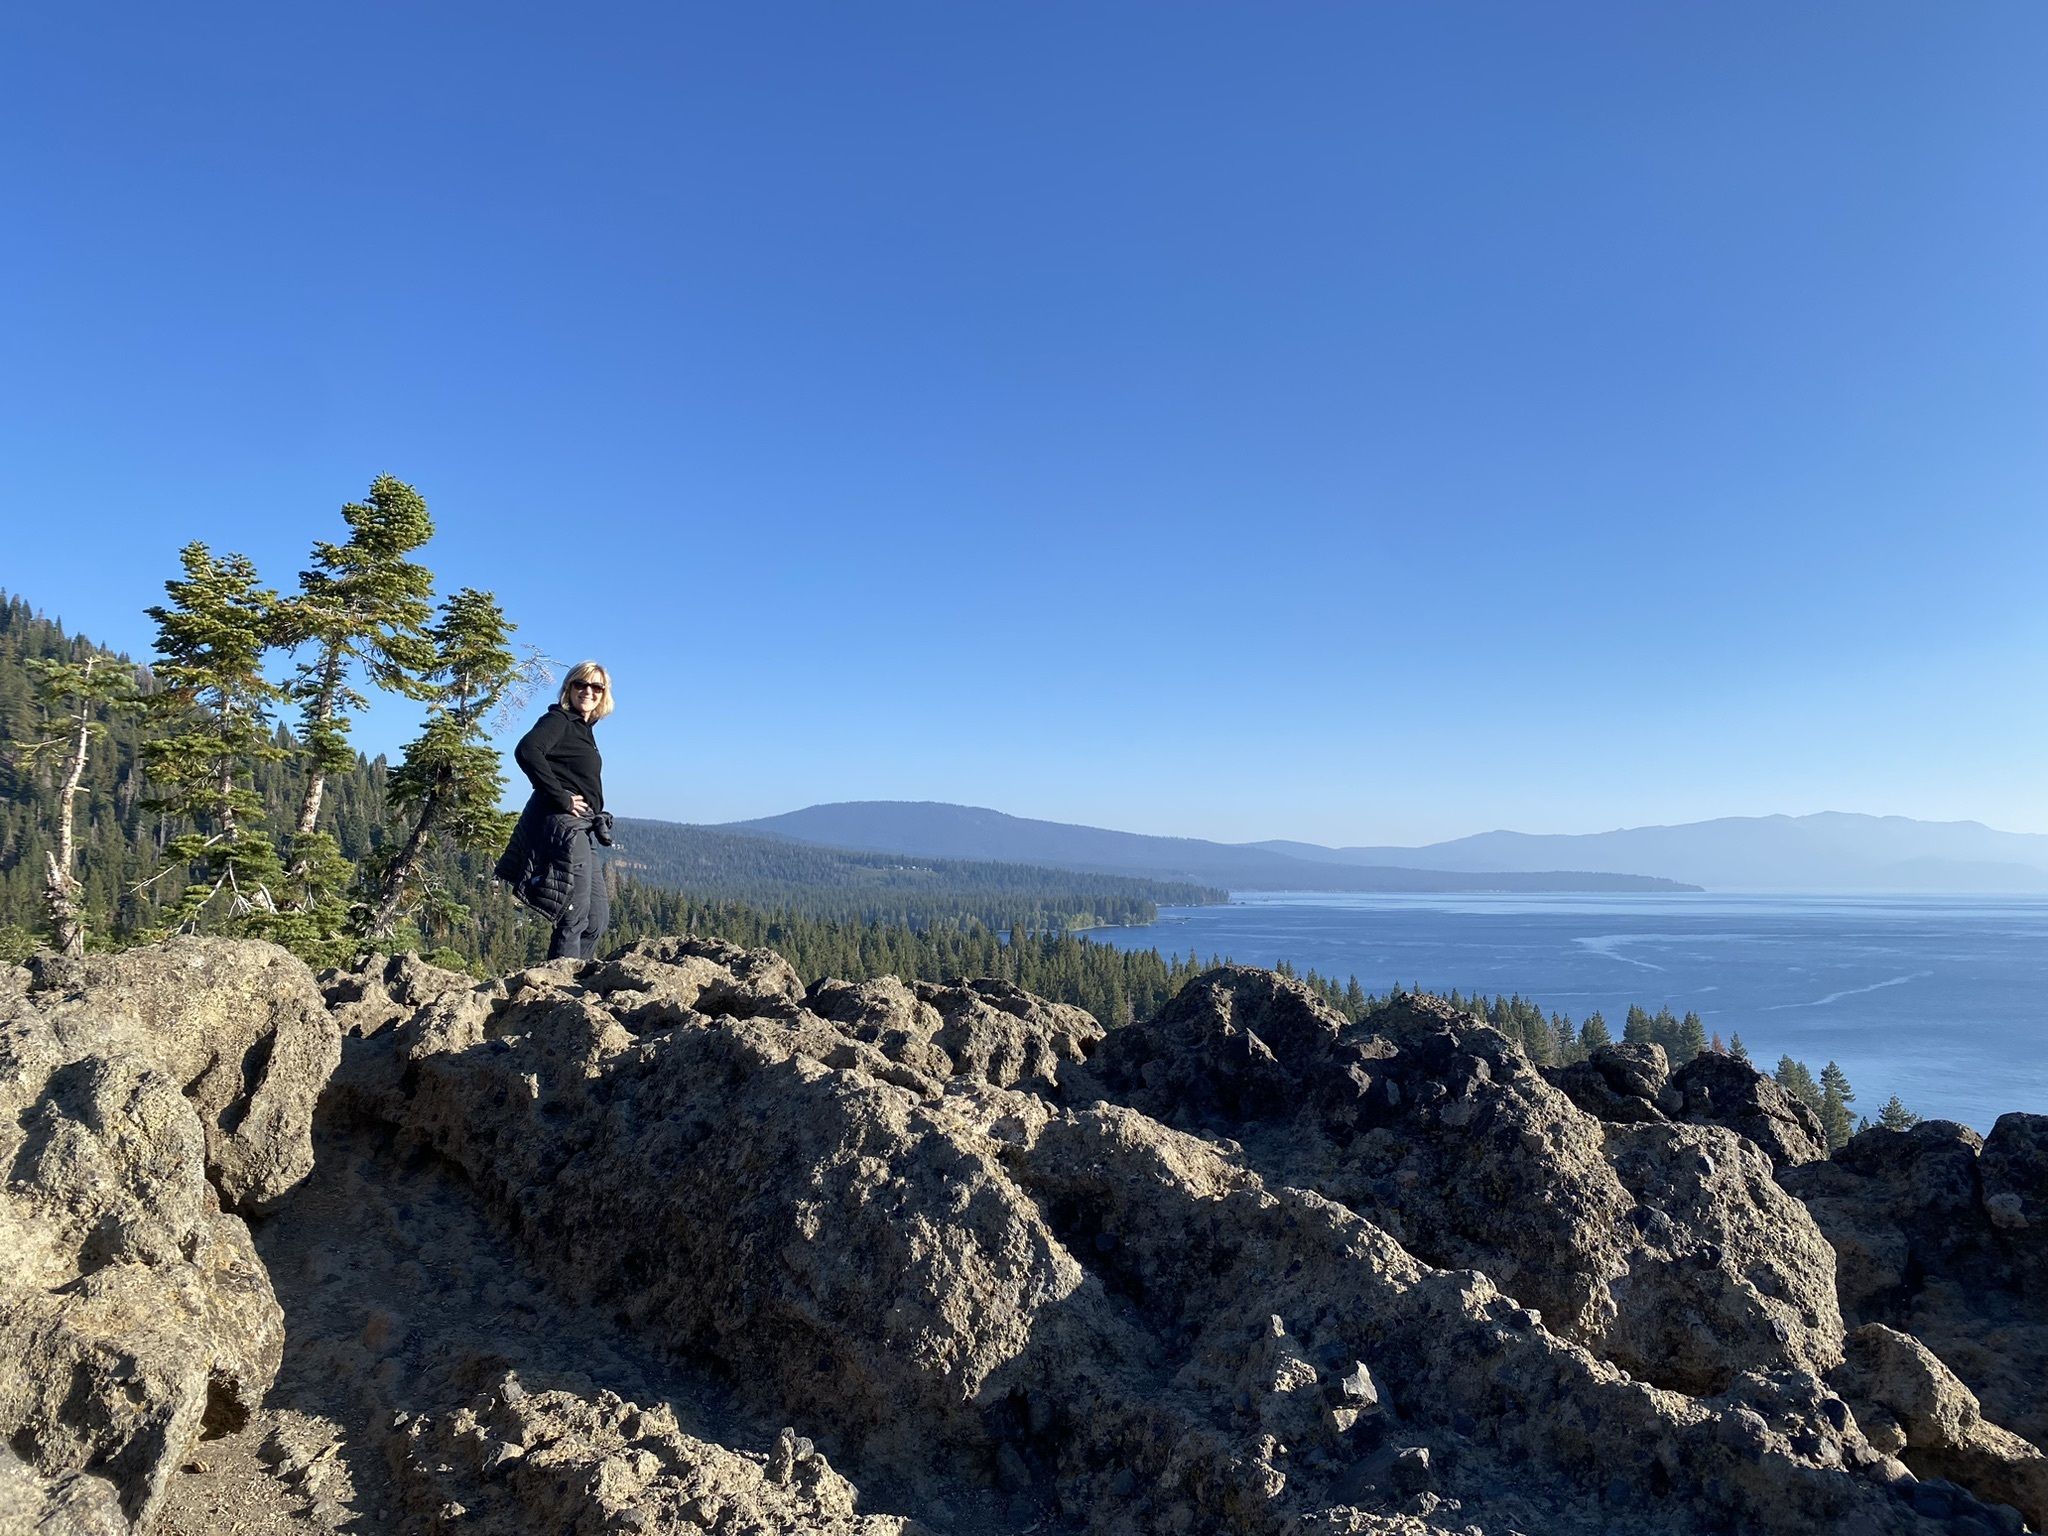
top-left (494, 795), bottom-right (615, 921)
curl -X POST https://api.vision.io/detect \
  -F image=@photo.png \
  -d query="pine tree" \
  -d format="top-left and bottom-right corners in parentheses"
top-left (276, 476), bottom-right (437, 925)
top-left (1551, 1012), bottom-right (1575, 1063)
top-left (1623, 1004), bottom-right (1653, 1044)
top-left (1578, 1010), bottom-right (1612, 1052)
top-left (20, 650), bottom-right (135, 953)
top-left (140, 544), bottom-right (293, 933)
top-left (1729, 1033), bottom-right (1751, 1064)
top-left (1775, 1056), bottom-right (1824, 1116)
top-left (1653, 1004), bottom-right (1680, 1050)
top-left (1677, 1009), bottom-right (1707, 1061)
top-left (1876, 1094), bottom-right (1920, 1131)
top-left (1818, 1060), bottom-right (1856, 1151)
top-left (365, 589), bottom-right (520, 940)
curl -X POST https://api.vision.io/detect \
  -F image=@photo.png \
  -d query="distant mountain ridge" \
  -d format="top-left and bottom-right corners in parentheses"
top-left (727, 803), bottom-right (2048, 893)
top-left (723, 802), bottom-right (1697, 894)
top-left (1256, 811), bottom-right (2048, 892)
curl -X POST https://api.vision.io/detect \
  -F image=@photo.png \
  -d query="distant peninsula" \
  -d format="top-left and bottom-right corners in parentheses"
top-left (721, 802), bottom-right (1700, 894)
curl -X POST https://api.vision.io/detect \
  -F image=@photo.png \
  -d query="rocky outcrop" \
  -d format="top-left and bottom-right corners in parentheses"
top-left (1093, 970), bottom-right (1843, 1399)
top-left (393, 1376), bottom-right (920, 1535)
top-left (1550, 1041), bottom-right (1674, 1124)
top-left (1667, 1051), bottom-right (1832, 1167)
top-left (807, 974), bottom-right (1102, 1094)
top-left (1784, 1116), bottom-right (2048, 1457)
top-left (35, 938), bottom-right (340, 1212)
top-left (1981, 1112), bottom-right (2048, 1237)
top-left (0, 989), bottom-right (284, 1531)
top-left (1833, 1325), bottom-right (2048, 1530)
top-left (8, 937), bottom-right (2045, 1535)
top-left (318, 949), bottom-right (480, 1038)
top-left (1548, 1041), bottom-right (1833, 1170)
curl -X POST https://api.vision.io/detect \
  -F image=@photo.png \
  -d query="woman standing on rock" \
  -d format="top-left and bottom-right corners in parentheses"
top-left (495, 661), bottom-right (616, 961)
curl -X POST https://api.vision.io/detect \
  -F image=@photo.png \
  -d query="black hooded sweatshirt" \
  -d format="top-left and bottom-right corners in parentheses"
top-left (513, 705), bottom-right (604, 813)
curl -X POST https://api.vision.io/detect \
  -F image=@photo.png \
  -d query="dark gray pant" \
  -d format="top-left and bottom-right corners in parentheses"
top-left (547, 827), bottom-right (610, 961)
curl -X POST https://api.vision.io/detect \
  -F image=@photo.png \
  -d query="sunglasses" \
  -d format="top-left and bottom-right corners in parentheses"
top-left (572, 681), bottom-right (607, 694)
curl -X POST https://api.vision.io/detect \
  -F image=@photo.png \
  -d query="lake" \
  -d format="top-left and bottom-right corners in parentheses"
top-left (1081, 891), bottom-right (2048, 1132)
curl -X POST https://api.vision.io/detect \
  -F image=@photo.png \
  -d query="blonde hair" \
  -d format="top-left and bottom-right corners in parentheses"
top-left (558, 660), bottom-right (615, 722)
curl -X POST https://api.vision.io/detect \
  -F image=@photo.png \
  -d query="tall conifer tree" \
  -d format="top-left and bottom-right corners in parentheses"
top-left (1775, 1056), bottom-right (1824, 1116)
top-left (1678, 1009), bottom-right (1707, 1060)
top-left (140, 544), bottom-right (292, 932)
top-left (365, 589), bottom-right (520, 940)
top-left (277, 476), bottom-right (437, 925)
top-left (1818, 1061), bottom-right (1856, 1151)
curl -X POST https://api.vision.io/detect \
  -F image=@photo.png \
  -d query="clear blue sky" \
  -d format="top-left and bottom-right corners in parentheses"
top-left (5, 4), bottom-right (2045, 845)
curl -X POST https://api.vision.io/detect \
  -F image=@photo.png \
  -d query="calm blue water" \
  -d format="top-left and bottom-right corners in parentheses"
top-left (1083, 892), bottom-right (2048, 1132)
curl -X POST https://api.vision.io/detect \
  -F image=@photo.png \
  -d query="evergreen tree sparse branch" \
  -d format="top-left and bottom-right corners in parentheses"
top-left (276, 476), bottom-right (437, 925)
top-left (365, 589), bottom-right (519, 940)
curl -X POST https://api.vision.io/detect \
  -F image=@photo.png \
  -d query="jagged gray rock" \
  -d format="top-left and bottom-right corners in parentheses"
top-left (1665, 1051), bottom-right (1832, 1168)
top-left (1832, 1324), bottom-right (2046, 1530)
top-left (326, 949), bottom-right (1965, 1533)
top-left (1981, 1112), bottom-right (2048, 1235)
top-left (33, 938), bottom-right (340, 1212)
top-left (1092, 970), bottom-right (1843, 1398)
top-left (806, 973), bottom-right (1103, 1094)
top-left (1784, 1116), bottom-right (2048, 1457)
top-left (392, 1375), bottom-right (920, 1534)
top-left (12, 937), bottom-right (2045, 1536)
top-left (0, 989), bottom-right (285, 1532)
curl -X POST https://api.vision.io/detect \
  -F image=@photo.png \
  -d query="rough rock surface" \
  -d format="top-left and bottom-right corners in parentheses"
top-left (1545, 1042), bottom-right (1834, 1172)
top-left (7, 937), bottom-right (2045, 1535)
top-left (1832, 1325), bottom-right (2048, 1530)
top-left (1092, 970), bottom-right (1843, 1398)
top-left (31, 937), bottom-right (341, 1211)
top-left (1668, 1051), bottom-right (1832, 1167)
top-left (0, 988), bottom-right (284, 1531)
top-left (807, 973), bottom-right (1103, 1094)
top-left (1784, 1115), bottom-right (2048, 1457)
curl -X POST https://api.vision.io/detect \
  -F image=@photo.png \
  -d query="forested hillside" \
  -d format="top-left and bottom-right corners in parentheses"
top-left (613, 817), bottom-right (1218, 930)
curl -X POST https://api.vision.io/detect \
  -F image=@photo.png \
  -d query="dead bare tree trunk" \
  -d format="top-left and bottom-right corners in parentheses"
top-left (41, 658), bottom-right (98, 956)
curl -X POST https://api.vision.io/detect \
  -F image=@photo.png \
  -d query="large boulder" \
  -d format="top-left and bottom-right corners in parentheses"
top-left (38, 938), bottom-right (340, 1212)
top-left (1981, 1112), bottom-right (2048, 1236)
top-left (1832, 1324), bottom-right (2047, 1530)
top-left (1094, 965), bottom-right (1344, 1124)
top-left (1666, 1051), bottom-right (1830, 1168)
top-left (1549, 1042), bottom-right (1673, 1125)
top-left (319, 950), bottom-right (483, 1039)
top-left (391, 1375), bottom-right (922, 1535)
top-left (1783, 1118), bottom-right (2048, 1455)
top-left (1095, 973), bottom-right (1844, 1397)
top-left (0, 994), bottom-right (284, 1530)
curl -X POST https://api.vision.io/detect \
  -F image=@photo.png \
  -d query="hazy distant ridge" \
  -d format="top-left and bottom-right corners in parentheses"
top-left (725, 802), bottom-right (1696, 893)
top-left (1255, 811), bottom-right (2048, 892)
